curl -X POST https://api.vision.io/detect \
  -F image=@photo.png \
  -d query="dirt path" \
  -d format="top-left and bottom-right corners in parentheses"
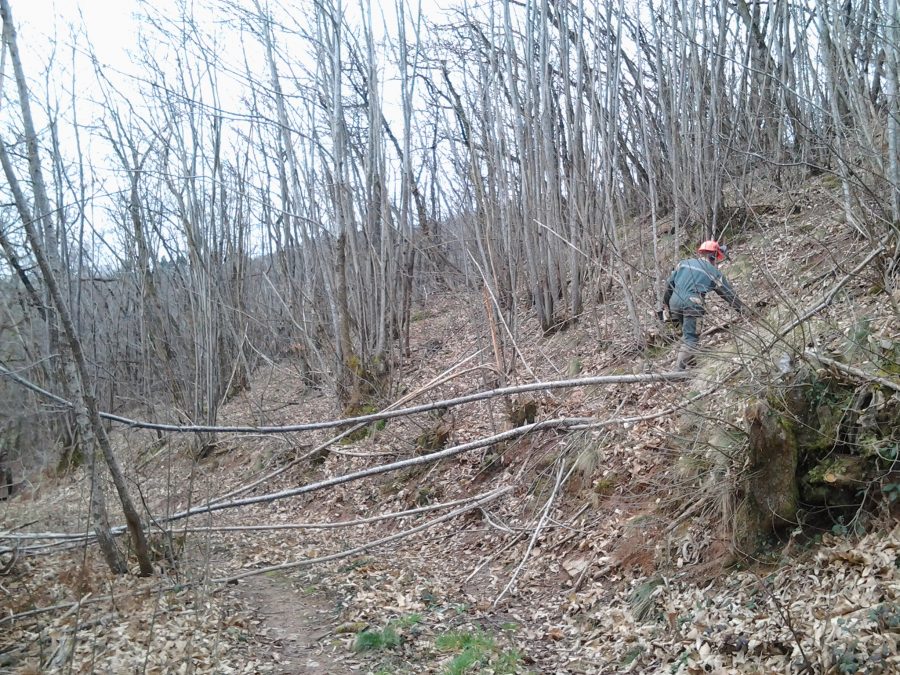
top-left (233, 574), bottom-right (358, 674)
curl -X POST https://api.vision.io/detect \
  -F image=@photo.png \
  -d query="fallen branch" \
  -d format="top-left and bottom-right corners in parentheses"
top-left (493, 461), bottom-right (573, 607)
top-left (1, 489), bottom-right (506, 549)
top-left (779, 243), bottom-right (886, 338)
top-left (4, 396), bottom-right (720, 555)
top-left (0, 489), bottom-right (513, 627)
top-left (803, 350), bottom-right (900, 393)
top-left (5, 374), bottom-right (734, 557)
top-left (164, 416), bottom-right (595, 523)
top-left (0, 363), bottom-right (689, 436)
top-left (211, 485), bottom-right (513, 585)
top-left (208, 353), bottom-right (493, 505)
top-left (1, 591), bottom-right (118, 628)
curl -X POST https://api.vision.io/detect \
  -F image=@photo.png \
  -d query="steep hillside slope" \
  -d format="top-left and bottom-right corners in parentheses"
top-left (2, 180), bottom-right (898, 674)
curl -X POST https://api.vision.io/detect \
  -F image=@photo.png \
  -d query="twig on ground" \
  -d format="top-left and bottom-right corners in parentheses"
top-left (494, 461), bottom-right (574, 607)
top-left (752, 571), bottom-right (813, 673)
top-left (463, 532), bottom-right (528, 586)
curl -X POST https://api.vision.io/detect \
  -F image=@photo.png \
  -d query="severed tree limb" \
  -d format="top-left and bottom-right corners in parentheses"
top-left (3, 387), bottom-right (729, 555)
top-left (0, 489), bottom-right (512, 626)
top-left (803, 350), bottom-right (900, 393)
top-left (164, 417), bottom-right (596, 523)
top-left (0, 364), bottom-right (690, 435)
top-left (208, 352), bottom-right (493, 504)
top-left (210, 485), bottom-right (513, 585)
top-left (9, 381), bottom-right (731, 551)
top-left (2, 489), bottom-right (508, 551)
top-left (5, 374), bottom-right (732, 553)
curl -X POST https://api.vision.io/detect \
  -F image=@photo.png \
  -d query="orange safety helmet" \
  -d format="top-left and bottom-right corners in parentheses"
top-left (698, 240), bottom-right (726, 262)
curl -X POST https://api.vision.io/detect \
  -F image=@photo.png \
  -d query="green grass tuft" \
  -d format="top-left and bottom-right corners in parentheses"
top-left (436, 628), bottom-right (521, 674)
top-left (353, 626), bottom-right (401, 652)
top-left (435, 629), bottom-right (494, 652)
top-left (353, 614), bottom-right (421, 653)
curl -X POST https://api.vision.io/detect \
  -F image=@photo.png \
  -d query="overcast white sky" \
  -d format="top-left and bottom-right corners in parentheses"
top-left (8, 0), bottom-right (465, 138)
top-left (12, 0), bottom-right (458, 75)
top-left (2, 0), bottom-right (465, 261)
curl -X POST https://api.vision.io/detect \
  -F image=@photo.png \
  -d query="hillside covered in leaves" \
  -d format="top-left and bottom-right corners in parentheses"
top-left (1, 0), bottom-right (900, 673)
top-left (3, 175), bottom-right (899, 673)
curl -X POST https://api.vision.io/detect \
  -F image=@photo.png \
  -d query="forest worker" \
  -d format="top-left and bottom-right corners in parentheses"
top-left (663, 239), bottom-right (745, 370)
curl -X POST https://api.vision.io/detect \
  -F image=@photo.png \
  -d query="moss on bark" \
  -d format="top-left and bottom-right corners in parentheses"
top-left (734, 399), bottom-right (800, 552)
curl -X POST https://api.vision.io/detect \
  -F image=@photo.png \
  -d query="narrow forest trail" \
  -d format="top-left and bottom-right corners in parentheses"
top-left (230, 574), bottom-right (357, 674)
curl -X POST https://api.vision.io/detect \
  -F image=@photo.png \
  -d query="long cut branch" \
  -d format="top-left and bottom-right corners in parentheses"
top-left (0, 365), bottom-right (690, 435)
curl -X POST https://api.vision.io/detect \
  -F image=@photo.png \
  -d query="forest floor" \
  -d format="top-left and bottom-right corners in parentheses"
top-left (231, 574), bottom-right (356, 674)
top-left (2, 176), bottom-right (900, 673)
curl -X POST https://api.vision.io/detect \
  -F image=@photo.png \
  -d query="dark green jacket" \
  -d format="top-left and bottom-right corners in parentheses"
top-left (663, 257), bottom-right (742, 315)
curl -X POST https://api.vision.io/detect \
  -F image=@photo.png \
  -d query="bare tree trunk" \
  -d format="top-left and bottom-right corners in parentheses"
top-left (0, 0), bottom-right (153, 576)
top-left (885, 0), bottom-right (900, 229)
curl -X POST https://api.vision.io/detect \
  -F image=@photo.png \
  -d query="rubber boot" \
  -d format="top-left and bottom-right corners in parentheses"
top-left (675, 344), bottom-right (695, 371)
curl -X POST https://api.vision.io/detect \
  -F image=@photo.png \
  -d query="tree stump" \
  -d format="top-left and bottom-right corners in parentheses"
top-left (734, 399), bottom-right (799, 552)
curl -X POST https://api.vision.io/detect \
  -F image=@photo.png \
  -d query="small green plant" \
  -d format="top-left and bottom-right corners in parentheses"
top-left (669, 650), bottom-right (692, 673)
top-left (492, 649), bottom-right (522, 674)
top-left (831, 516), bottom-right (849, 536)
top-left (354, 626), bottom-right (400, 651)
top-left (353, 614), bottom-right (422, 653)
top-left (621, 645), bottom-right (644, 666)
top-left (437, 629), bottom-right (495, 674)
top-left (446, 649), bottom-right (481, 675)
top-left (339, 557), bottom-right (373, 573)
top-left (419, 590), bottom-right (438, 606)
top-left (436, 628), bottom-right (521, 675)
top-left (830, 640), bottom-right (862, 674)
top-left (340, 426), bottom-right (371, 444)
top-left (593, 475), bottom-right (618, 496)
top-left (629, 577), bottom-right (664, 622)
top-left (868, 602), bottom-right (900, 629)
top-left (436, 629), bottom-right (495, 652)
top-left (393, 613), bottom-right (422, 629)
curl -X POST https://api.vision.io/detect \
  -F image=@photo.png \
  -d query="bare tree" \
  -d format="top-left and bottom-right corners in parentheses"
top-left (0, 0), bottom-right (152, 575)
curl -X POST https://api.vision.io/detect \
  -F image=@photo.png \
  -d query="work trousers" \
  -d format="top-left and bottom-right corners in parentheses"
top-left (671, 307), bottom-right (703, 348)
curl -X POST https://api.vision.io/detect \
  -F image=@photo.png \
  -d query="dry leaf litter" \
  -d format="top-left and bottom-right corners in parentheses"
top-left (2, 177), bottom-right (899, 674)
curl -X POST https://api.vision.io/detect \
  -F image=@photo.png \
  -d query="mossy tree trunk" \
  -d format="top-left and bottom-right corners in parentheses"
top-left (734, 399), bottom-right (799, 553)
